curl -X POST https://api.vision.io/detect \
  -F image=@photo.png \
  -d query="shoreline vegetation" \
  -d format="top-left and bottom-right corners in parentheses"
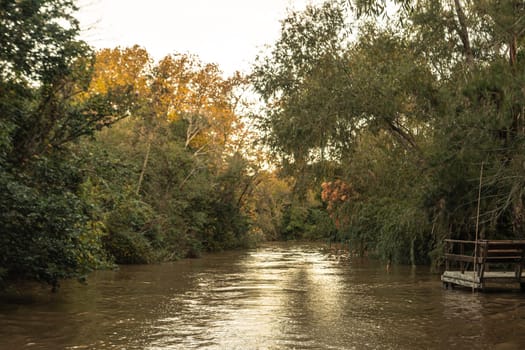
top-left (3, 1), bottom-right (525, 291)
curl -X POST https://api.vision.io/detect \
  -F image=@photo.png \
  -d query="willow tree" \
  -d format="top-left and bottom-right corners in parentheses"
top-left (252, 0), bottom-right (525, 263)
top-left (252, 1), bottom-right (436, 256)
top-left (354, 0), bottom-right (525, 241)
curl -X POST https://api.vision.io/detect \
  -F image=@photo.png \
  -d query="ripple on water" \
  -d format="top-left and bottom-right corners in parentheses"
top-left (3, 243), bottom-right (525, 349)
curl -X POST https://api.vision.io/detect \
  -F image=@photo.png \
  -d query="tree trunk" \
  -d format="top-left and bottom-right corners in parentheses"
top-left (454, 0), bottom-right (473, 65)
top-left (136, 139), bottom-right (152, 195)
top-left (509, 33), bottom-right (518, 67)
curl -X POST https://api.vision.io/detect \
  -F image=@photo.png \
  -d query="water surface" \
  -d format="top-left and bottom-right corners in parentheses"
top-left (1, 242), bottom-right (525, 349)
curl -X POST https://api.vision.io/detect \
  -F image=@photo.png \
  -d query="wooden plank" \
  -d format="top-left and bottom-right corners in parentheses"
top-left (442, 271), bottom-right (480, 282)
top-left (441, 271), bottom-right (481, 289)
top-left (441, 270), bottom-right (525, 290)
top-left (485, 239), bottom-right (525, 243)
top-left (442, 239), bottom-right (525, 291)
top-left (485, 241), bottom-right (525, 250)
top-left (484, 256), bottom-right (523, 263)
top-left (445, 239), bottom-right (477, 244)
top-left (444, 253), bottom-right (474, 262)
top-left (485, 249), bottom-right (522, 254)
top-left (482, 271), bottom-right (523, 284)
top-left (487, 245), bottom-right (525, 251)
top-left (444, 253), bottom-right (480, 263)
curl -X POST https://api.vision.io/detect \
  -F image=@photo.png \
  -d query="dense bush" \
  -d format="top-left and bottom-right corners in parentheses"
top-left (0, 157), bottom-right (99, 289)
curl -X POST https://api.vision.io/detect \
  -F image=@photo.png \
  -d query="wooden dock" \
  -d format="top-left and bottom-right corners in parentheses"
top-left (441, 239), bottom-right (525, 291)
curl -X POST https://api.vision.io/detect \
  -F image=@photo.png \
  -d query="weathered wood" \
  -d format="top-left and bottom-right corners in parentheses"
top-left (484, 256), bottom-right (523, 263)
top-left (444, 253), bottom-right (476, 263)
top-left (442, 239), bottom-right (525, 291)
top-left (445, 239), bottom-right (478, 244)
top-left (485, 249), bottom-right (522, 254)
top-left (441, 271), bottom-right (525, 290)
top-left (441, 271), bottom-right (481, 289)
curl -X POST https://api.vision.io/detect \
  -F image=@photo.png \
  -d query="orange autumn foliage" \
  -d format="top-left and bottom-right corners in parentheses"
top-left (86, 47), bottom-right (245, 155)
top-left (321, 179), bottom-right (358, 228)
top-left (88, 45), bottom-right (151, 97)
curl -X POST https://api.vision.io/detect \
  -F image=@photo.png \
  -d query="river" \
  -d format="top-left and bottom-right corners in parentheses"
top-left (1, 242), bottom-right (525, 349)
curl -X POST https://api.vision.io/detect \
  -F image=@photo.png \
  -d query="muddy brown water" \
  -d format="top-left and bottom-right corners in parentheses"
top-left (1, 242), bottom-right (525, 349)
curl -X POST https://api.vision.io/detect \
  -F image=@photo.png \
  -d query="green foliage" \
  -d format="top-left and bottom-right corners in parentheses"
top-left (75, 107), bottom-right (258, 263)
top-left (279, 189), bottom-right (337, 241)
top-left (253, 0), bottom-right (525, 267)
top-left (102, 231), bottom-right (155, 265)
top-left (0, 0), bottom-right (84, 82)
top-left (102, 196), bottom-right (158, 264)
top-left (304, 207), bottom-right (337, 240)
top-left (204, 154), bottom-right (251, 249)
top-left (246, 172), bottom-right (291, 240)
top-left (252, 1), bottom-right (353, 167)
top-left (0, 1), bottom-right (133, 289)
top-left (280, 203), bottom-right (309, 240)
top-left (11, 0), bottom-right (525, 293)
top-left (0, 157), bottom-right (94, 288)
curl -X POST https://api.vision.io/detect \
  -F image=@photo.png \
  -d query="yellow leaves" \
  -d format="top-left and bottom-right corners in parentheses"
top-left (85, 45), bottom-right (248, 160)
top-left (151, 54), bottom-right (242, 151)
top-left (89, 45), bottom-right (151, 97)
top-left (152, 55), bottom-right (193, 122)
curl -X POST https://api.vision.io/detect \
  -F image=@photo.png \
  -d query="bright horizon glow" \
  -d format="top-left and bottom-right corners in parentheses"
top-left (77, 0), bottom-right (324, 76)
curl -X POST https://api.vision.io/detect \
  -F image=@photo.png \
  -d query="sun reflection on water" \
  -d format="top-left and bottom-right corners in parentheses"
top-left (4, 243), bottom-right (524, 349)
top-left (145, 245), bottom-right (356, 349)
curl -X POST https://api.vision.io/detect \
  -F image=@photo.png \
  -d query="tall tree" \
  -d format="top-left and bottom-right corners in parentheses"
top-left (0, 0), bottom-right (131, 288)
top-left (252, 0), bottom-right (525, 263)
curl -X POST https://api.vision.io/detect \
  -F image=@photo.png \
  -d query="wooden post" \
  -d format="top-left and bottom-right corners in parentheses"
top-left (445, 240), bottom-right (450, 271)
top-left (472, 162), bottom-right (483, 291)
top-left (460, 242), bottom-right (465, 272)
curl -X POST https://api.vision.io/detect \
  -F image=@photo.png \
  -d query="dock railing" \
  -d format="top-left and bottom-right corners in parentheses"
top-left (444, 239), bottom-right (483, 275)
top-left (443, 239), bottom-right (525, 290)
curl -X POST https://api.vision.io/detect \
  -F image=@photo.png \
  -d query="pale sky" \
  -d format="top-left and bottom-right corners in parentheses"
top-left (77, 0), bottom-right (323, 76)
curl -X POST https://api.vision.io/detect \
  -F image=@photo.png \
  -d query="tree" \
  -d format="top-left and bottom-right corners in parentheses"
top-left (251, 0), bottom-right (525, 264)
top-left (1, 0), bottom-right (83, 83)
top-left (76, 47), bottom-right (262, 263)
top-left (0, 1), bottom-right (131, 289)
